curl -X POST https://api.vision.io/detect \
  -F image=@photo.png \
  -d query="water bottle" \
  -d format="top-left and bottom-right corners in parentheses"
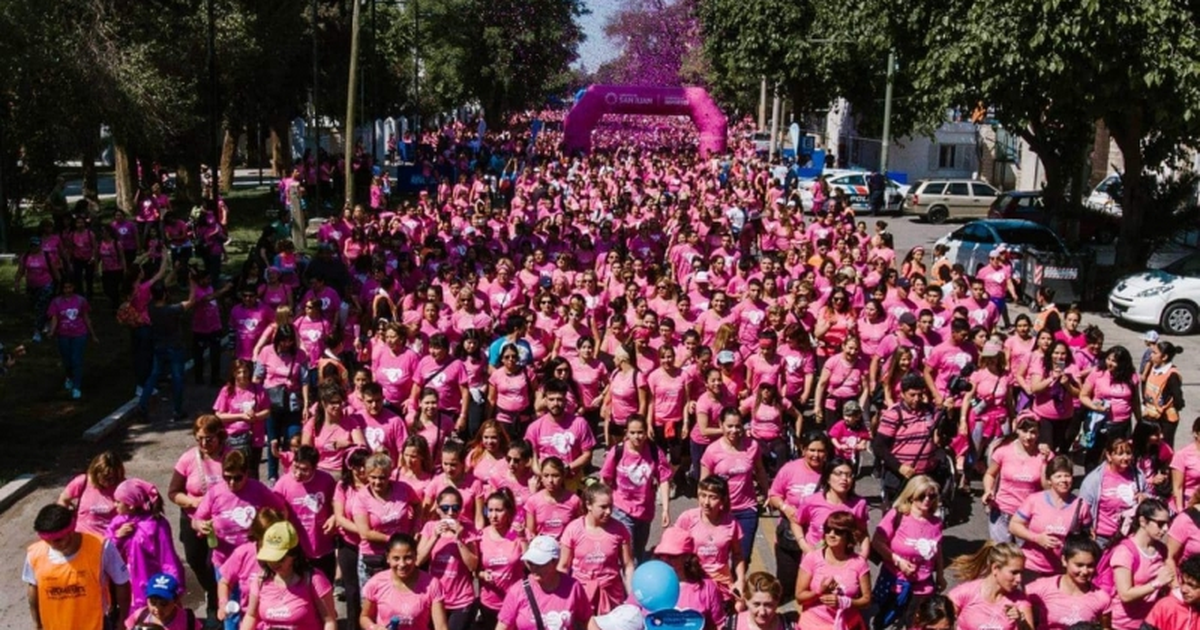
top-left (388, 616), bottom-right (401, 630)
top-left (224, 601), bottom-right (241, 616)
top-left (206, 522), bottom-right (219, 549)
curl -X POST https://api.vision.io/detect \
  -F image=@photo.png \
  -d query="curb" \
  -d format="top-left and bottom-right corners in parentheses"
top-left (0, 474), bottom-right (39, 514)
top-left (82, 357), bottom-right (197, 442)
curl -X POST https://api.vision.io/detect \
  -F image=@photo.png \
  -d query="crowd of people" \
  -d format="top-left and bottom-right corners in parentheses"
top-left (17, 112), bottom-right (1200, 630)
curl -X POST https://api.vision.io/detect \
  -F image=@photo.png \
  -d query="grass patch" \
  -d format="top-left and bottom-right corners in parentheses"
top-left (0, 186), bottom-right (280, 481)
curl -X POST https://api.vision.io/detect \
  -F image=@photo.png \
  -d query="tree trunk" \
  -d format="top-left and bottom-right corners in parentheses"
top-left (269, 120), bottom-right (293, 177)
top-left (175, 158), bottom-right (203, 204)
top-left (79, 132), bottom-right (98, 193)
top-left (112, 140), bottom-right (135, 212)
top-left (220, 126), bottom-right (238, 194)
top-left (1108, 109), bottom-right (1146, 271)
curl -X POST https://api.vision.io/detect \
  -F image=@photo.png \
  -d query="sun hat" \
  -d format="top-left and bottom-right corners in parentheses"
top-left (521, 535), bottom-right (560, 565)
top-left (257, 522), bottom-right (300, 562)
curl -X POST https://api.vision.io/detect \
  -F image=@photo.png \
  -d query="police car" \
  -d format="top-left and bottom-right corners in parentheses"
top-left (797, 171), bottom-right (909, 213)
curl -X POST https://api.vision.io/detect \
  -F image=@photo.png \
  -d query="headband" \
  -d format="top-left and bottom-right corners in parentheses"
top-left (37, 522), bottom-right (75, 542)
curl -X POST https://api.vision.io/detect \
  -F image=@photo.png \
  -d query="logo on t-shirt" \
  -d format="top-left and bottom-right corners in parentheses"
top-left (63, 308), bottom-right (79, 321)
top-left (906, 537), bottom-right (938, 560)
top-left (540, 432), bottom-right (576, 455)
top-left (620, 462), bottom-right (652, 487)
top-left (382, 368), bottom-right (405, 383)
top-left (224, 505), bottom-right (257, 529)
top-left (365, 426), bottom-right (386, 451)
top-left (296, 492), bottom-right (324, 514)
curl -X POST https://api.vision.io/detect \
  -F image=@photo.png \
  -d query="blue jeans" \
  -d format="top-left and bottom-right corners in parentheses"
top-left (131, 326), bottom-right (154, 389)
top-left (28, 284), bottom-right (54, 333)
top-left (140, 346), bottom-right (186, 416)
top-left (612, 507), bottom-right (651, 563)
top-left (732, 507), bottom-right (759, 565)
top-left (57, 335), bottom-right (86, 388)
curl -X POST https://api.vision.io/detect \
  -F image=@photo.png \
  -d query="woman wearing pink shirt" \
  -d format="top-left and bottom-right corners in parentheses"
top-left (193, 450), bottom-right (288, 571)
top-left (701, 409), bottom-right (770, 565)
top-left (352, 451), bottom-right (419, 589)
top-left (559, 483), bottom-right (634, 614)
top-left (646, 345), bottom-right (688, 446)
top-left (814, 336), bottom-right (870, 425)
top-left (1080, 346), bottom-right (1142, 466)
top-left (677, 472), bottom-right (745, 603)
top-left (741, 383), bottom-right (793, 475)
top-left (213, 359), bottom-right (270, 475)
top-left (871, 475), bottom-right (946, 602)
top-left (466, 420), bottom-right (511, 492)
top-left (217, 508), bottom-right (286, 630)
top-left (489, 345), bottom-right (535, 430)
top-left (165, 416), bottom-right (227, 618)
top-left (57, 450), bottom-right (125, 539)
top-left (960, 341), bottom-right (1013, 465)
top-left (47, 278), bottom-right (97, 399)
top-left (569, 336), bottom-right (609, 434)
top-left (647, 527), bottom-right (727, 629)
top-left (945, 542), bottom-right (1033, 630)
top-left (422, 440), bottom-right (485, 529)
top-left (239, 521), bottom-right (337, 630)
top-left (727, 572), bottom-right (791, 630)
top-left (1024, 537), bottom-right (1111, 630)
top-left (981, 415), bottom-right (1048, 544)
top-left (526, 456), bottom-right (584, 539)
top-left (599, 416), bottom-right (671, 562)
top-left (856, 299), bottom-right (892, 358)
top-left (417, 487), bottom-right (480, 630)
top-left (370, 323), bottom-right (421, 408)
top-left (301, 382), bottom-right (366, 474)
top-left (254, 325), bottom-right (304, 482)
top-left (409, 333), bottom-right (469, 432)
top-left (477, 489), bottom-right (527, 628)
top-left (1027, 341), bottom-right (1081, 454)
top-left (795, 511), bottom-right (871, 630)
top-left (332, 447), bottom-right (369, 627)
top-left (1079, 437), bottom-right (1147, 547)
top-left (1108, 498), bottom-right (1173, 630)
top-left (603, 345), bottom-right (648, 446)
top-left (1008, 456), bottom-right (1090, 576)
top-left (796, 457), bottom-right (870, 557)
top-left (293, 299), bottom-right (331, 369)
top-left (496, 535), bottom-right (591, 630)
top-left (813, 288), bottom-right (856, 360)
top-left (1171, 417), bottom-right (1200, 513)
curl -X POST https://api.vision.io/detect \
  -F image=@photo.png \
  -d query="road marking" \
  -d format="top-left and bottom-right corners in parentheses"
top-left (750, 512), bottom-right (779, 573)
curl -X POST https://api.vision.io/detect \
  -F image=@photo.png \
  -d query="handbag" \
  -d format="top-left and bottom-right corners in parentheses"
top-left (869, 568), bottom-right (911, 630)
top-left (265, 356), bottom-right (301, 412)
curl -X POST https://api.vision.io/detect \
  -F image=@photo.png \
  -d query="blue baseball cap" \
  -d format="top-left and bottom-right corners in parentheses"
top-left (145, 572), bottom-right (180, 600)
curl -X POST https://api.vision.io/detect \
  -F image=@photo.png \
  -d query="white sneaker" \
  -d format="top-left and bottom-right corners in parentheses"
top-left (64, 378), bottom-right (73, 390)
top-left (71, 389), bottom-right (81, 400)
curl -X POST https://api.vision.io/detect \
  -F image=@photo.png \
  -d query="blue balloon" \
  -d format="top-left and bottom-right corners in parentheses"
top-left (631, 560), bottom-right (680, 612)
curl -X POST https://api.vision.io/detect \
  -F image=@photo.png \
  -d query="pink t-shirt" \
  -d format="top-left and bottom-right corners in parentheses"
top-left (828, 420), bottom-right (871, 460)
top-left (355, 408), bottom-right (405, 461)
top-left (62, 474), bottom-right (116, 538)
top-left (560, 517), bottom-right (631, 603)
top-left (48, 294), bottom-right (90, 337)
top-left (273, 469), bottom-right (337, 559)
top-left (422, 472), bottom-right (484, 516)
top-left (218, 542), bottom-right (263, 610)
top-left (194, 480), bottom-right (288, 567)
top-left (524, 414), bottom-right (596, 468)
top-left (191, 284), bottom-right (222, 334)
top-left (1085, 370), bottom-right (1139, 423)
top-left (691, 389), bottom-right (736, 445)
top-left (173, 447), bottom-right (225, 518)
top-left (247, 569), bottom-right (333, 630)
top-left (294, 316), bottom-right (330, 367)
top-left (302, 415), bottom-right (365, 474)
top-left (675, 507), bottom-right (743, 598)
top-left (212, 384), bottom-right (270, 446)
top-left (1026, 358), bottom-right (1076, 420)
top-left (1168, 508), bottom-right (1200, 561)
top-left (769, 459), bottom-right (822, 512)
top-left (856, 316), bottom-right (893, 357)
top-left (796, 492), bottom-right (869, 548)
top-left (926, 341), bottom-right (976, 393)
top-left (414, 356), bottom-right (468, 411)
top-left (779, 346), bottom-right (817, 399)
top-left (478, 527), bottom-right (525, 611)
top-left (350, 481), bottom-right (419, 555)
top-left (1095, 466), bottom-right (1140, 538)
top-left (600, 443), bottom-right (672, 520)
top-left (1108, 539), bottom-right (1166, 630)
top-left (333, 483), bottom-right (362, 546)
top-left (948, 579), bottom-right (1031, 630)
top-left (525, 491), bottom-right (582, 539)
top-left (489, 369), bottom-right (532, 419)
top-left (609, 370), bottom-right (646, 425)
top-left (701, 439), bottom-right (761, 511)
top-left (497, 574), bottom-right (591, 630)
top-left (967, 369), bottom-right (1012, 433)
top-left (1170, 443), bottom-right (1200, 509)
top-left (647, 367), bottom-right (688, 426)
top-left (740, 397), bottom-right (791, 441)
top-left (362, 571), bottom-right (444, 630)
top-left (875, 509), bottom-right (942, 596)
top-left (1025, 576), bottom-right (1112, 630)
top-left (821, 354), bottom-right (869, 407)
top-left (372, 345), bottom-right (421, 404)
top-left (672, 579), bottom-right (727, 629)
top-left (1014, 492), bottom-right (1091, 574)
top-left (744, 353), bottom-right (784, 393)
top-left (569, 357), bottom-right (608, 409)
top-left (798, 551), bottom-right (869, 629)
top-left (990, 442), bottom-right (1048, 514)
top-left (230, 304), bottom-right (272, 361)
top-left (417, 520), bottom-right (479, 609)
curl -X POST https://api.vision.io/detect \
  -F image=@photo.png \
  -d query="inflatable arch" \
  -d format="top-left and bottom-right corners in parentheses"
top-left (562, 85), bottom-right (728, 156)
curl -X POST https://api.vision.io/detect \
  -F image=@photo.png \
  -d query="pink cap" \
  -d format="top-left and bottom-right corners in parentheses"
top-left (654, 527), bottom-right (694, 556)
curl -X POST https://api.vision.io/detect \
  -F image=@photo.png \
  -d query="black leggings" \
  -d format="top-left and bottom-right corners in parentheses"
top-left (476, 608), bottom-right (499, 630)
top-left (773, 522), bottom-right (801, 605)
top-left (337, 538), bottom-right (361, 628)
top-left (178, 511), bottom-right (216, 608)
top-left (447, 604), bottom-right (477, 630)
top-left (1038, 417), bottom-right (1072, 454)
top-left (191, 330), bottom-right (222, 384)
top-left (71, 258), bottom-right (95, 298)
top-left (101, 270), bottom-right (122, 309)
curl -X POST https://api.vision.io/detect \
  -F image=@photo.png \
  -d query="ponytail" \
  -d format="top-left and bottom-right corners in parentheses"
top-left (947, 541), bottom-right (1024, 582)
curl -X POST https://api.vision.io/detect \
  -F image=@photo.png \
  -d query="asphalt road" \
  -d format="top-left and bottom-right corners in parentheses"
top-left (0, 212), bottom-right (1195, 627)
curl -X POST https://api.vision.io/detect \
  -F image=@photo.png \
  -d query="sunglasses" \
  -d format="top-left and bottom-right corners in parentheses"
top-left (825, 527), bottom-right (851, 537)
top-left (439, 504), bottom-right (463, 513)
top-left (223, 474), bottom-right (245, 483)
top-left (1149, 517), bottom-right (1170, 528)
top-left (506, 456), bottom-right (524, 464)
top-left (918, 493), bottom-right (939, 502)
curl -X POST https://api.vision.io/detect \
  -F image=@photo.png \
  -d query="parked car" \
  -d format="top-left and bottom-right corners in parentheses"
top-left (987, 190), bottom-right (1120, 244)
top-left (1084, 174), bottom-right (1123, 215)
top-left (935, 219), bottom-right (1087, 303)
top-left (904, 179), bottom-right (999, 223)
top-left (1109, 251), bottom-right (1200, 334)
top-left (797, 170), bottom-right (908, 213)
top-left (1147, 225), bottom-right (1200, 269)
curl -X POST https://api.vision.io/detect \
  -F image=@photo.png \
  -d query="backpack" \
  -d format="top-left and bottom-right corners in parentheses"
top-left (1093, 537), bottom-right (1164, 596)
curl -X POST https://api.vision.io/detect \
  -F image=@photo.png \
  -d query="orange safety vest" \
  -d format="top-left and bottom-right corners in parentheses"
top-left (1034, 305), bottom-right (1060, 333)
top-left (1144, 366), bottom-right (1181, 423)
top-left (27, 533), bottom-right (106, 630)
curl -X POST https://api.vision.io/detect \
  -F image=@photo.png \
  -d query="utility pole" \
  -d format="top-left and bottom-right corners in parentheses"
top-left (371, 0), bottom-right (378, 161)
top-left (880, 50), bottom-right (896, 174)
top-left (345, 0), bottom-right (362, 205)
top-left (769, 86), bottom-right (782, 160)
top-left (758, 77), bottom-right (768, 130)
top-left (311, 0), bottom-right (320, 222)
top-left (413, 0), bottom-right (420, 134)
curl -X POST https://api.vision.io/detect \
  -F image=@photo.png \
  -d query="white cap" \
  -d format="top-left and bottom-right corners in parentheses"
top-left (594, 605), bottom-right (644, 630)
top-left (693, 271), bottom-right (710, 284)
top-left (1143, 330), bottom-right (1160, 343)
top-left (521, 535), bottom-right (561, 565)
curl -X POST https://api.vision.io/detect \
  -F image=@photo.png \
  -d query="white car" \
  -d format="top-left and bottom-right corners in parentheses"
top-left (1109, 252), bottom-right (1200, 334)
top-left (1084, 174), bottom-right (1123, 215)
top-left (797, 170), bottom-right (909, 213)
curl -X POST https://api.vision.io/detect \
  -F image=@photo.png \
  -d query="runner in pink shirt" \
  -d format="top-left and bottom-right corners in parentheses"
top-left (47, 279), bottom-right (96, 398)
top-left (240, 521), bottom-right (337, 630)
top-left (409, 334), bottom-right (469, 430)
top-left (466, 420), bottom-right (511, 493)
top-left (57, 450), bottom-right (124, 539)
top-left (1107, 499), bottom-right (1172, 630)
top-left (675, 476), bottom-right (745, 600)
top-left (524, 381), bottom-right (597, 480)
top-left (725, 572), bottom-right (788, 630)
top-left (496, 535), bottom-right (592, 630)
top-left (300, 382), bottom-right (366, 474)
top-left (360, 533), bottom-right (448, 630)
top-left (477, 489), bottom-right (527, 628)
top-left (870, 475), bottom-right (945, 597)
top-left (814, 336), bottom-right (869, 422)
top-left (351, 382), bottom-right (406, 461)
top-left (795, 511), bottom-right (871, 630)
top-left (488, 346), bottom-right (535, 428)
top-left (599, 417), bottom-right (671, 561)
top-left (946, 542), bottom-right (1033, 630)
top-left (352, 452), bottom-right (420, 583)
top-left (271, 446), bottom-right (337, 571)
top-left (604, 346), bottom-right (648, 444)
top-left (559, 484), bottom-right (634, 614)
top-left (229, 291), bottom-right (272, 362)
top-left (1008, 456), bottom-right (1092, 575)
top-left (212, 359), bottom-right (270, 472)
top-left (525, 457), bottom-right (583, 539)
top-left (417, 487), bottom-right (480, 627)
top-left (1024, 537), bottom-right (1111, 630)
top-left (740, 383), bottom-right (793, 473)
top-left (646, 345), bottom-right (688, 440)
top-left (371, 323), bottom-right (421, 406)
top-left (192, 450), bottom-right (287, 569)
top-left (701, 409), bottom-right (769, 565)
top-left (422, 441), bottom-right (485, 529)
top-left (1172, 419), bottom-right (1200, 514)
top-left (981, 416), bottom-right (1049, 543)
